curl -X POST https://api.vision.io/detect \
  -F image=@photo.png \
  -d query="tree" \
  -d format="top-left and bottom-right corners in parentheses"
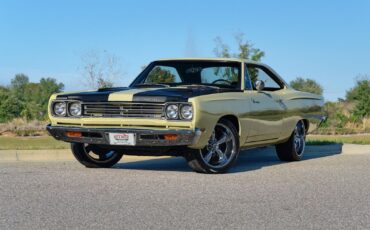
top-left (213, 33), bottom-right (265, 82)
top-left (10, 73), bottom-right (29, 100)
top-left (213, 33), bottom-right (265, 61)
top-left (290, 77), bottom-right (323, 95)
top-left (145, 67), bottom-right (176, 83)
top-left (80, 50), bottom-right (123, 89)
top-left (0, 87), bottom-right (24, 122)
top-left (346, 76), bottom-right (370, 121)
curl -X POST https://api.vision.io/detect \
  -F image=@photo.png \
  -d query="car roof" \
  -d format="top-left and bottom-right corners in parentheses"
top-left (157, 57), bottom-right (262, 65)
top-left (155, 57), bottom-right (289, 88)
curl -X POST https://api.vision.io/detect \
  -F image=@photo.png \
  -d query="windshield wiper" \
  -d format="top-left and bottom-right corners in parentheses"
top-left (177, 84), bottom-right (221, 89)
top-left (134, 83), bottom-right (170, 88)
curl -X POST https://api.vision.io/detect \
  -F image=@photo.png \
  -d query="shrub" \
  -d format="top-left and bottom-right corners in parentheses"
top-left (0, 118), bottom-right (47, 137)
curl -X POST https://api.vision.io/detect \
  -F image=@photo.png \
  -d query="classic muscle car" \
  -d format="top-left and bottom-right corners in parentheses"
top-left (47, 58), bottom-right (326, 173)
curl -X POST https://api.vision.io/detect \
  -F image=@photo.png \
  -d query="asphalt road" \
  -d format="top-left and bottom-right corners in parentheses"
top-left (0, 146), bottom-right (369, 230)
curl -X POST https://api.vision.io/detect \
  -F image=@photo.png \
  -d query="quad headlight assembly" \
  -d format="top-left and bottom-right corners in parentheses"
top-left (165, 103), bottom-right (193, 120)
top-left (52, 101), bottom-right (82, 117)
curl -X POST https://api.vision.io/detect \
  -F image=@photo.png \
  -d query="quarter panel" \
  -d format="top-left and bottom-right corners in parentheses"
top-left (278, 89), bottom-right (325, 139)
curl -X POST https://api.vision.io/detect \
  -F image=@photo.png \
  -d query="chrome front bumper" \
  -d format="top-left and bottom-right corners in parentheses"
top-left (46, 125), bottom-right (201, 146)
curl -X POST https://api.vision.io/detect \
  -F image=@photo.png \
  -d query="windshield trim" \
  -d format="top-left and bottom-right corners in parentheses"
top-left (130, 60), bottom-right (242, 89)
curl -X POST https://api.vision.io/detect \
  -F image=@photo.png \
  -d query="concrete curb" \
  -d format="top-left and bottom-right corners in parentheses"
top-left (340, 144), bottom-right (370, 154)
top-left (0, 144), bottom-right (369, 162)
top-left (0, 149), bottom-right (74, 162)
top-left (0, 149), bottom-right (169, 162)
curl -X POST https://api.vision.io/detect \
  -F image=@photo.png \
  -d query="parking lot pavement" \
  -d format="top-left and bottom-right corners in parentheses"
top-left (0, 146), bottom-right (369, 229)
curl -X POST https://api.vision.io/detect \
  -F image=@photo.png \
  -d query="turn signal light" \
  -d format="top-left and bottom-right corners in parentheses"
top-left (164, 134), bottom-right (178, 141)
top-left (65, 131), bottom-right (82, 138)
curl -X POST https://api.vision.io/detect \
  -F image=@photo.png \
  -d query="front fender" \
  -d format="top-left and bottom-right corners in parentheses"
top-left (189, 95), bottom-right (248, 149)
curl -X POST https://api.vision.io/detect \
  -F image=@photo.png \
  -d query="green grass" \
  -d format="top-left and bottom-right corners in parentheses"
top-left (0, 136), bottom-right (69, 150)
top-left (307, 134), bottom-right (370, 145)
top-left (0, 134), bottom-right (369, 150)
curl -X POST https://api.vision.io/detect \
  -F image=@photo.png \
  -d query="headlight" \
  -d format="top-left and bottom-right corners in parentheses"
top-left (53, 102), bottom-right (66, 116)
top-left (180, 105), bottom-right (193, 120)
top-left (69, 102), bottom-right (82, 116)
top-left (166, 104), bottom-right (178, 119)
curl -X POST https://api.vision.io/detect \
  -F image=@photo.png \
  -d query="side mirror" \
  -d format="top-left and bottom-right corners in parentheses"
top-left (255, 80), bottom-right (265, 92)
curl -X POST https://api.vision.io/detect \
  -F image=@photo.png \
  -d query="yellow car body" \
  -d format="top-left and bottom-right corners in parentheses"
top-left (47, 58), bottom-right (325, 151)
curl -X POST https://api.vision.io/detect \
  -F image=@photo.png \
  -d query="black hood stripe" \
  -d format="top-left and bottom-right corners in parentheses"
top-left (56, 86), bottom-right (242, 102)
top-left (132, 87), bottom-right (241, 102)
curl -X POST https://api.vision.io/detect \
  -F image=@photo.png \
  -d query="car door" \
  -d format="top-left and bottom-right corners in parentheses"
top-left (243, 64), bottom-right (286, 143)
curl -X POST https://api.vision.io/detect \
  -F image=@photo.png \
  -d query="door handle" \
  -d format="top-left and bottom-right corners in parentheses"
top-left (275, 99), bottom-right (287, 109)
top-left (252, 99), bottom-right (260, 104)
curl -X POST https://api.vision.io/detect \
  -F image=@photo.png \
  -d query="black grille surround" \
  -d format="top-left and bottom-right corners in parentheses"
top-left (82, 102), bottom-right (165, 119)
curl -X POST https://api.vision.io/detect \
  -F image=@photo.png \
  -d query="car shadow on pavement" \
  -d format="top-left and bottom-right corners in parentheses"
top-left (114, 157), bottom-right (191, 172)
top-left (230, 144), bottom-right (343, 173)
top-left (114, 144), bottom-right (343, 173)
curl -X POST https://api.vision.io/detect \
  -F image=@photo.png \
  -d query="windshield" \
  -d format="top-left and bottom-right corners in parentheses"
top-left (131, 61), bottom-right (241, 88)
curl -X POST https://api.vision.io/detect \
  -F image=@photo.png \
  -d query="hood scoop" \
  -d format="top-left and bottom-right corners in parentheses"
top-left (97, 87), bottom-right (129, 92)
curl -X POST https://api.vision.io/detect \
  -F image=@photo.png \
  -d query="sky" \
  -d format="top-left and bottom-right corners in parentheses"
top-left (0, 0), bottom-right (370, 101)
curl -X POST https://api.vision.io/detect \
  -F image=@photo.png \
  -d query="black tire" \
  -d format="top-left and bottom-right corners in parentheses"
top-left (275, 120), bottom-right (306, 161)
top-left (185, 118), bottom-right (240, 173)
top-left (71, 143), bottom-right (123, 168)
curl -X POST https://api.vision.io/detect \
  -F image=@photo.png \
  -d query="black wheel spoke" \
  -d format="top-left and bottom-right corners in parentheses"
top-left (84, 145), bottom-right (92, 153)
top-left (71, 143), bottom-right (123, 168)
top-left (99, 153), bottom-right (107, 160)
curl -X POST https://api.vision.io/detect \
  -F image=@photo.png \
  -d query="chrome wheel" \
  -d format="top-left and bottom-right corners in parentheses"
top-left (185, 118), bottom-right (240, 173)
top-left (200, 123), bottom-right (237, 168)
top-left (276, 120), bottom-right (307, 162)
top-left (83, 144), bottom-right (119, 162)
top-left (293, 122), bottom-right (305, 156)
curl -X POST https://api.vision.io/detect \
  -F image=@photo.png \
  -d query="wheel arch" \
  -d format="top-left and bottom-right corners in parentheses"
top-left (218, 114), bottom-right (240, 135)
top-left (302, 119), bottom-right (309, 134)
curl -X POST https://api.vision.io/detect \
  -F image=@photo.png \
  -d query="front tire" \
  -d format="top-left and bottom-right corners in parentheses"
top-left (71, 143), bottom-right (123, 168)
top-left (275, 120), bottom-right (306, 161)
top-left (185, 118), bottom-right (240, 173)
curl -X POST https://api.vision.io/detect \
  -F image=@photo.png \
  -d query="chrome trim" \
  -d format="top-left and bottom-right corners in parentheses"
top-left (192, 129), bottom-right (203, 145)
top-left (47, 125), bottom-right (202, 146)
top-left (51, 100), bottom-right (166, 119)
top-left (51, 100), bottom-right (194, 121)
top-left (82, 102), bottom-right (165, 118)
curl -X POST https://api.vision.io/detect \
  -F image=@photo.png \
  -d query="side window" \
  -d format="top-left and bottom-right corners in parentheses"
top-left (247, 65), bottom-right (281, 90)
top-left (145, 66), bottom-right (182, 83)
top-left (244, 64), bottom-right (253, 90)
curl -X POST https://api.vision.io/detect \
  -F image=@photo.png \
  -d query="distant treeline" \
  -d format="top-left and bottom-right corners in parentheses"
top-left (0, 74), bottom-right (64, 122)
top-left (0, 72), bottom-right (369, 134)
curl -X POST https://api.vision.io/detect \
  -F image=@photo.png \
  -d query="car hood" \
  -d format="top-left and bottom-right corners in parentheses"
top-left (56, 86), bottom-right (241, 103)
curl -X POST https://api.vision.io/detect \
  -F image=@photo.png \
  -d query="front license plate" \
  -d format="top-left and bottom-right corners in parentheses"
top-left (108, 133), bottom-right (136, 146)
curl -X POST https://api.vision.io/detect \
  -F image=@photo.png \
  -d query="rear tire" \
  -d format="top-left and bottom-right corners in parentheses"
top-left (185, 118), bottom-right (240, 173)
top-left (275, 120), bottom-right (306, 161)
top-left (71, 143), bottom-right (123, 168)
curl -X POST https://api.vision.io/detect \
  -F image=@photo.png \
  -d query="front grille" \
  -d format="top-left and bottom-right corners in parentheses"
top-left (82, 102), bottom-right (165, 118)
